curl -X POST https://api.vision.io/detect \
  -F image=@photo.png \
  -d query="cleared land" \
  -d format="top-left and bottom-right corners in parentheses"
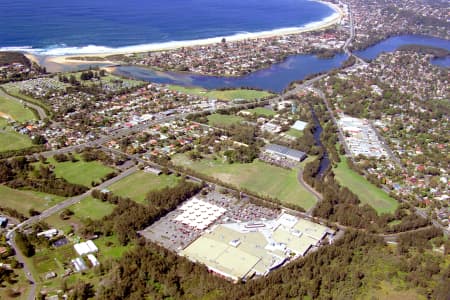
top-left (1, 85), bottom-right (52, 114)
top-left (0, 94), bottom-right (36, 122)
top-left (285, 128), bottom-right (304, 138)
top-left (0, 110), bottom-right (33, 152)
top-left (108, 171), bottom-right (180, 203)
top-left (243, 107), bottom-right (276, 117)
top-left (173, 154), bottom-right (317, 210)
top-left (71, 196), bottom-right (115, 220)
top-left (0, 130), bottom-right (33, 152)
top-left (41, 157), bottom-right (115, 187)
top-left (0, 185), bottom-right (65, 216)
top-left (167, 85), bottom-right (273, 101)
top-left (207, 114), bottom-right (244, 127)
top-left (334, 156), bottom-right (398, 214)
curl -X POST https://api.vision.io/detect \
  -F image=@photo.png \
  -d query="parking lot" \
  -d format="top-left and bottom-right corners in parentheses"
top-left (139, 191), bottom-right (280, 252)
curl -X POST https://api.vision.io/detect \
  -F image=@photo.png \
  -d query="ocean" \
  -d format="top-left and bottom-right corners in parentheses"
top-left (0, 0), bottom-right (334, 55)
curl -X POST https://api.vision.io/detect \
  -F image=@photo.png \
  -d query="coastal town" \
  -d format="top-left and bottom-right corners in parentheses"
top-left (0, 0), bottom-right (449, 299)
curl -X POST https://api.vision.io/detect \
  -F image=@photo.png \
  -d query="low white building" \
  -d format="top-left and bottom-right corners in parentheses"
top-left (87, 254), bottom-right (100, 267)
top-left (71, 257), bottom-right (88, 272)
top-left (291, 120), bottom-right (308, 131)
top-left (74, 240), bottom-right (98, 256)
top-left (37, 229), bottom-right (58, 239)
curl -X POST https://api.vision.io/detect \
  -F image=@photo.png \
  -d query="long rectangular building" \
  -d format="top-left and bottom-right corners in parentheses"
top-left (264, 144), bottom-right (306, 162)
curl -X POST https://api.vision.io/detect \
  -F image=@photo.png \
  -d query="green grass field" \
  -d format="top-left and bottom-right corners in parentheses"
top-left (167, 85), bottom-right (273, 101)
top-left (243, 107), bottom-right (276, 117)
top-left (173, 154), bottom-right (317, 210)
top-left (108, 171), bottom-right (180, 203)
top-left (0, 95), bottom-right (36, 122)
top-left (285, 128), bottom-right (304, 138)
top-left (71, 196), bottom-right (115, 220)
top-left (0, 130), bottom-right (33, 152)
top-left (207, 114), bottom-right (244, 127)
top-left (0, 185), bottom-right (65, 216)
top-left (334, 156), bottom-right (398, 214)
top-left (1, 85), bottom-right (52, 114)
top-left (43, 213), bottom-right (82, 235)
top-left (40, 156), bottom-right (115, 187)
top-left (71, 71), bottom-right (144, 88)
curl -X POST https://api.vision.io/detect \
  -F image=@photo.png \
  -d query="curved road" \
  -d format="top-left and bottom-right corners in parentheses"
top-left (0, 87), bottom-right (48, 120)
top-left (7, 231), bottom-right (36, 300)
top-left (297, 168), bottom-right (323, 215)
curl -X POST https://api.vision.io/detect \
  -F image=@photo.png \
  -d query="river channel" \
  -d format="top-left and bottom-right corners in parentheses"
top-left (113, 35), bottom-right (449, 93)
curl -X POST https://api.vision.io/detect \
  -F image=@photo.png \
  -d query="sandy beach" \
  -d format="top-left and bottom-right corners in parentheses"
top-left (39, 0), bottom-right (345, 69)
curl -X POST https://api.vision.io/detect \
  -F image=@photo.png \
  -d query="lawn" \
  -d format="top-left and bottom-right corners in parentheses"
top-left (207, 114), bottom-right (244, 127)
top-left (43, 213), bottom-right (82, 235)
top-left (243, 107), bottom-right (276, 117)
top-left (41, 156), bottom-right (115, 187)
top-left (172, 154), bottom-right (317, 210)
top-left (285, 128), bottom-right (304, 138)
top-left (1, 85), bottom-right (52, 114)
top-left (0, 130), bottom-right (33, 152)
top-left (0, 185), bottom-right (65, 216)
top-left (167, 85), bottom-right (273, 101)
top-left (0, 95), bottom-right (36, 122)
top-left (333, 156), bottom-right (398, 214)
top-left (71, 196), bottom-right (115, 220)
top-left (108, 171), bottom-right (180, 203)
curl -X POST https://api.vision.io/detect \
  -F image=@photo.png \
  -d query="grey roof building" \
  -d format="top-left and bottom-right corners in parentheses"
top-left (264, 144), bottom-right (306, 162)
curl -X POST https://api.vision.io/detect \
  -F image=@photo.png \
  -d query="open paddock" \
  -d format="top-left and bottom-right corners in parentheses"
top-left (173, 154), bottom-right (317, 210)
top-left (108, 170), bottom-right (180, 203)
top-left (71, 196), bottom-right (116, 220)
top-left (0, 130), bottom-right (33, 152)
top-left (37, 156), bottom-right (115, 188)
top-left (0, 94), bottom-right (36, 122)
top-left (243, 107), bottom-right (276, 117)
top-left (207, 113), bottom-right (245, 127)
top-left (0, 185), bottom-right (65, 216)
top-left (167, 85), bottom-right (273, 101)
top-left (334, 156), bottom-right (398, 214)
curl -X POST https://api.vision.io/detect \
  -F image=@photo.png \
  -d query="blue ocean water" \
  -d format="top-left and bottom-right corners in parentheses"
top-left (0, 0), bottom-right (334, 55)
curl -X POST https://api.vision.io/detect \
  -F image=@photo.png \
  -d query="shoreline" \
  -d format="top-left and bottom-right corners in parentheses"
top-left (39, 1), bottom-right (344, 67)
